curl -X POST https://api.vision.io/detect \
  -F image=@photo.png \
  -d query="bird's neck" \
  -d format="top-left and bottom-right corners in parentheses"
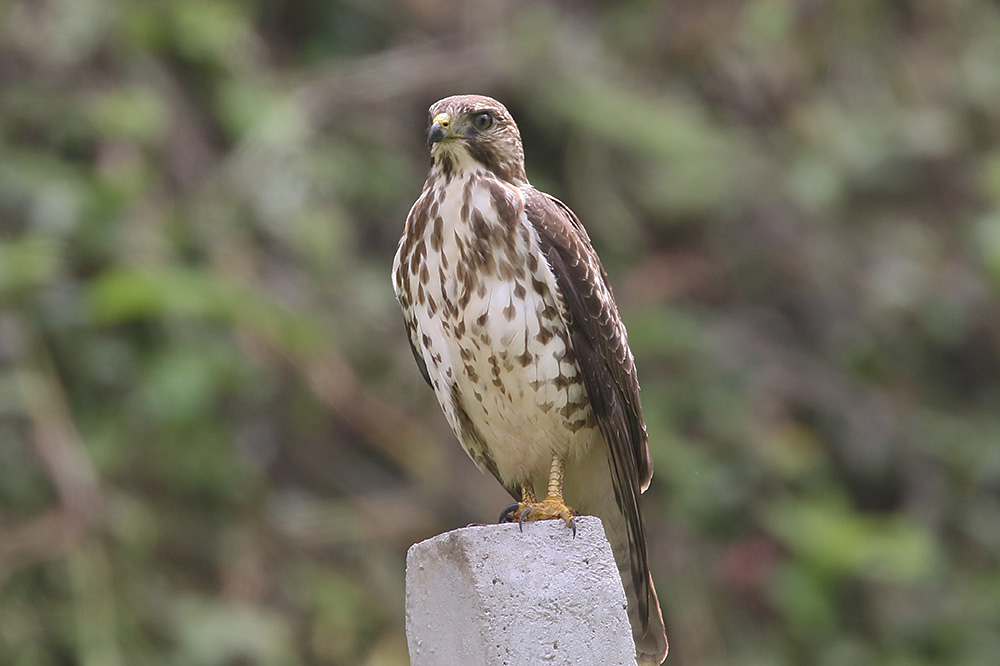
top-left (430, 151), bottom-right (527, 188)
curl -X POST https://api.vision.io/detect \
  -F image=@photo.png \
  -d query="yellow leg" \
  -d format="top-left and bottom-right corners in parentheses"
top-left (498, 454), bottom-right (576, 535)
top-left (546, 453), bottom-right (565, 501)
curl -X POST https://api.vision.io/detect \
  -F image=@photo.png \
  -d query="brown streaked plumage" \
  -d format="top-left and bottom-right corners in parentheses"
top-left (392, 94), bottom-right (668, 665)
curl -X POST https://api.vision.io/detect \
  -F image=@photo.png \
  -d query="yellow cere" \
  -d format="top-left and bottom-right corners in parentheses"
top-left (433, 112), bottom-right (450, 128)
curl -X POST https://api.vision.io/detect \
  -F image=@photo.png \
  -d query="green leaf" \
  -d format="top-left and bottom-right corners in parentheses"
top-left (0, 237), bottom-right (61, 298)
top-left (764, 494), bottom-right (939, 582)
top-left (85, 267), bottom-right (327, 357)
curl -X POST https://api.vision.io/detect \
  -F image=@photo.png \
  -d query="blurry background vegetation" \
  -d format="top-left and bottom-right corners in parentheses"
top-left (2, 0), bottom-right (1000, 664)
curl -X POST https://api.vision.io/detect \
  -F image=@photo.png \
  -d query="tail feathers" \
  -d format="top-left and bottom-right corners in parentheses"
top-left (630, 571), bottom-right (668, 665)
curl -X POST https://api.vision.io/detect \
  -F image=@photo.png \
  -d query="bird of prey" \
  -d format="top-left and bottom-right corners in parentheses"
top-left (392, 94), bottom-right (668, 665)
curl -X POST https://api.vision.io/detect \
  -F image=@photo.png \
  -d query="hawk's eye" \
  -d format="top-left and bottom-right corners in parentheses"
top-left (472, 112), bottom-right (494, 131)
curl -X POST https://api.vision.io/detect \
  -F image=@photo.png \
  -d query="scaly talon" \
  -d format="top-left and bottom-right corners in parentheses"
top-left (518, 504), bottom-right (531, 531)
top-left (499, 502), bottom-right (521, 524)
top-left (498, 455), bottom-right (576, 536)
top-left (514, 495), bottom-right (576, 532)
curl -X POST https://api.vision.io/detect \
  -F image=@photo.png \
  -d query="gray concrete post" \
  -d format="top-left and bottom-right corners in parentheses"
top-left (405, 516), bottom-right (638, 666)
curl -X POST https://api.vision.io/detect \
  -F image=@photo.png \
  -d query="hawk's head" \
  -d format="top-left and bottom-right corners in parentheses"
top-left (426, 95), bottom-right (528, 185)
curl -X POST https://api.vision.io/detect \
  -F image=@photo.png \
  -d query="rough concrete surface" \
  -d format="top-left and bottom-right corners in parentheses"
top-left (405, 516), bottom-right (637, 666)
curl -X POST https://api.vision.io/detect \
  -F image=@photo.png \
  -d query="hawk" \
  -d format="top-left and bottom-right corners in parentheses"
top-left (392, 94), bottom-right (668, 665)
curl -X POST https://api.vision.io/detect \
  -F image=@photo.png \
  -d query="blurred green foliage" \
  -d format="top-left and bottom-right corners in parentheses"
top-left (2, 1), bottom-right (1000, 665)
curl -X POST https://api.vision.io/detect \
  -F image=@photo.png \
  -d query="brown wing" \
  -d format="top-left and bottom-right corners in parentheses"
top-left (524, 188), bottom-right (655, 631)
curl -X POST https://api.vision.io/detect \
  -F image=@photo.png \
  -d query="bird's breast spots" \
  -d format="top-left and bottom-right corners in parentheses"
top-left (536, 325), bottom-right (555, 345)
top-left (430, 215), bottom-right (444, 252)
top-left (527, 251), bottom-right (539, 273)
top-left (488, 180), bottom-right (520, 228)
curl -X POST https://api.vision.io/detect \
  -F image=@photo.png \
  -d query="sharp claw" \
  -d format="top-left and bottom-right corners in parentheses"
top-left (499, 502), bottom-right (520, 524)
top-left (502, 500), bottom-right (574, 534)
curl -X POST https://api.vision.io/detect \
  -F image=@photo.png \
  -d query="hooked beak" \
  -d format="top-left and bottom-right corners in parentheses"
top-left (428, 112), bottom-right (452, 146)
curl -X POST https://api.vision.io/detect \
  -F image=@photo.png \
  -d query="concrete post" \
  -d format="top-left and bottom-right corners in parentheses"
top-left (405, 516), bottom-right (637, 666)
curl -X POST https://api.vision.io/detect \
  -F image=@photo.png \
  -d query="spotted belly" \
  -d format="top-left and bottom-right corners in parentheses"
top-left (410, 251), bottom-right (598, 487)
top-left (439, 269), bottom-right (597, 486)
